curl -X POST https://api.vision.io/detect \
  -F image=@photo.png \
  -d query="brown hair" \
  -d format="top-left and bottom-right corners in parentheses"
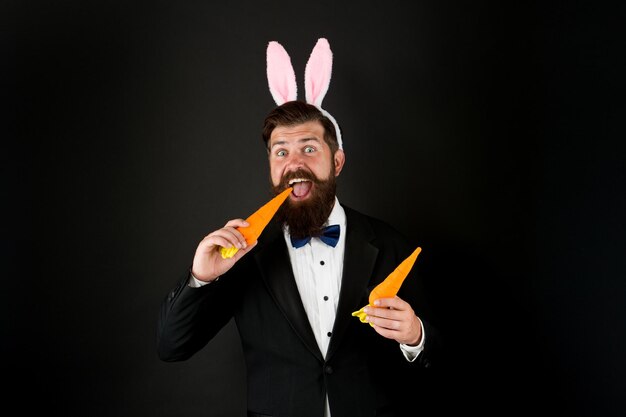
top-left (262, 101), bottom-right (339, 154)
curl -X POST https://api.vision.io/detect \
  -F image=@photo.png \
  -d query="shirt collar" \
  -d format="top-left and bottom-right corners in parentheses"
top-left (326, 196), bottom-right (346, 229)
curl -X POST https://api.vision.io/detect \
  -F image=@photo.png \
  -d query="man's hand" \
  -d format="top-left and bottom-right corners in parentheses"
top-left (191, 219), bottom-right (258, 282)
top-left (363, 296), bottom-right (422, 346)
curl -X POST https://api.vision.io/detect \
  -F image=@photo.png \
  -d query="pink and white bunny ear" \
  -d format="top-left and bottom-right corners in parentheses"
top-left (305, 38), bottom-right (343, 149)
top-left (266, 41), bottom-right (297, 105)
top-left (304, 38), bottom-right (333, 107)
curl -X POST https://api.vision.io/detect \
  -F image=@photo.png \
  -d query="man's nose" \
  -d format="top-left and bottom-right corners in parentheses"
top-left (285, 152), bottom-right (306, 170)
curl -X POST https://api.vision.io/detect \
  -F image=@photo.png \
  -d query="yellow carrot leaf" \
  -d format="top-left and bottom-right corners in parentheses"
top-left (351, 306), bottom-right (373, 326)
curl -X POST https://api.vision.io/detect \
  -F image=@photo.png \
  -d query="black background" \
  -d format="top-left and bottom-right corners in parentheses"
top-left (5, 1), bottom-right (625, 416)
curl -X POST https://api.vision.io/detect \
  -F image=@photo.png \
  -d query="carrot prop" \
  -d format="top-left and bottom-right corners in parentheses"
top-left (351, 246), bottom-right (422, 324)
top-left (219, 187), bottom-right (293, 259)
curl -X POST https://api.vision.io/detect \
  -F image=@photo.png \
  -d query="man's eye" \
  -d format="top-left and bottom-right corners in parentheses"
top-left (304, 146), bottom-right (315, 153)
top-left (276, 150), bottom-right (287, 157)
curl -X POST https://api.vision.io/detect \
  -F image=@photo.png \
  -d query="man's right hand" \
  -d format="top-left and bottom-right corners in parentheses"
top-left (191, 219), bottom-right (258, 282)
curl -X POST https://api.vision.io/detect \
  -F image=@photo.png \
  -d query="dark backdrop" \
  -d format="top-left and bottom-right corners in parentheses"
top-left (5, 1), bottom-right (625, 416)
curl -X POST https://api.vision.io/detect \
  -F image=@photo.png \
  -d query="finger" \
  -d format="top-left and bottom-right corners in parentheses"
top-left (208, 227), bottom-right (246, 249)
top-left (364, 306), bottom-right (402, 321)
top-left (224, 218), bottom-right (249, 228)
top-left (203, 234), bottom-right (240, 251)
top-left (231, 240), bottom-right (258, 262)
top-left (372, 322), bottom-right (415, 343)
top-left (372, 296), bottom-right (408, 311)
top-left (222, 220), bottom-right (250, 247)
top-left (205, 226), bottom-right (248, 248)
top-left (221, 226), bottom-right (249, 248)
top-left (367, 316), bottom-right (401, 332)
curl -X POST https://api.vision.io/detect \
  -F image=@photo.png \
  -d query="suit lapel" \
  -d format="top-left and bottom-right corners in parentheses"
top-left (327, 207), bottom-right (379, 361)
top-left (254, 221), bottom-right (324, 362)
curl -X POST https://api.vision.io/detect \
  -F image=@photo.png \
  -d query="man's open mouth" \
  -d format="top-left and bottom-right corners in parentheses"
top-left (288, 178), bottom-right (313, 199)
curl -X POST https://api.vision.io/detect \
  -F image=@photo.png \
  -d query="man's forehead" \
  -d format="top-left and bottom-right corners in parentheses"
top-left (269, 122), bottom-right (325, 146)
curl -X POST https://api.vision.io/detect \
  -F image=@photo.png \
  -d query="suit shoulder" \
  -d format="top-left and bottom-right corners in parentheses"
top-left (343, 205), bottom-right (413, 248)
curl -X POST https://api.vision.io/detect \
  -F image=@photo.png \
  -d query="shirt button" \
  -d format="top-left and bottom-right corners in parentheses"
top-left (323, 296), bottom-right (329, 301)
top-left (320, 260), bottom-right (325, 265)
top-left (327, 332), bottom-right (332, 337)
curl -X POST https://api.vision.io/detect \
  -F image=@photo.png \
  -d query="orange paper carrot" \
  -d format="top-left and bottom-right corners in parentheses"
top-left (219, 187), bottom-right (293, 259)
top-left (352, 246), bottom-right (422, 324)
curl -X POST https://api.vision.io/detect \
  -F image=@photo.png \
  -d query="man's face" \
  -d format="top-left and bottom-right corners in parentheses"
top-left (268, 120), bottom-right (346, 239)
top-left (268, 120), bottom-right (345, 200)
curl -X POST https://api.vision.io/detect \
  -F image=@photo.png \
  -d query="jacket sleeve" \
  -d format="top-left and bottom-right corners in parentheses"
top-left (156, 269), bottom-right (237, 362)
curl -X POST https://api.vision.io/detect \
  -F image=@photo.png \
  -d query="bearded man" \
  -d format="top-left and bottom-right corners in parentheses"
top-left (157, 101), bottom-right (441, 417)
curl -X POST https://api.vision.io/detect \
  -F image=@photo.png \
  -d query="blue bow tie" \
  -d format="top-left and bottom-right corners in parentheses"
top-left (290, 224), bottom-right (341, 249)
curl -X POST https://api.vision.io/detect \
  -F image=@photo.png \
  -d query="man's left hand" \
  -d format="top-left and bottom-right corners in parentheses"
top-left (363, 296), bottom-right (422, 346)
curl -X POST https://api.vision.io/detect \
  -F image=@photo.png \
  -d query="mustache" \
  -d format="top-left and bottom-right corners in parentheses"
top-left (279, 169), bottom-right (321, 189)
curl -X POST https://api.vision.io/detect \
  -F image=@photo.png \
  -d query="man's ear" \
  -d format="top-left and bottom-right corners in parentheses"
top-left (334, 149), bottom-right (346, 176)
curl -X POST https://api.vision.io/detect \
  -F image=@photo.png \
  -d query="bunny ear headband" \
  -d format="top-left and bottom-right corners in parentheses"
top-left (266, 38), bottom-right (343, 150)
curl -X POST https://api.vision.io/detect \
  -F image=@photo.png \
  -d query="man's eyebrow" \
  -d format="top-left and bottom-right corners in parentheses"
top-left (270, 137), bottom-right (321, 150)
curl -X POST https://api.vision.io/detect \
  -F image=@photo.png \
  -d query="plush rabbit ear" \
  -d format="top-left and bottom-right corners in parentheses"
top-left (266, 41), bottom-right (298, 105)
top-left (304, 38), bottom-right (333, 107)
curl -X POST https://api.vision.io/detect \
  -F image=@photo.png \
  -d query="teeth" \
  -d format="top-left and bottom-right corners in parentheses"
top-left (288, 178), bottom-right (308, 186)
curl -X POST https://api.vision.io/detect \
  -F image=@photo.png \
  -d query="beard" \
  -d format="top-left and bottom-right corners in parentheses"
top-left (272, 167), bottom-right (337, 240)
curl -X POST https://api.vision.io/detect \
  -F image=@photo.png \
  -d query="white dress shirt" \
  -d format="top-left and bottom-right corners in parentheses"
top-left (282, 197), bottom-right (347, 358)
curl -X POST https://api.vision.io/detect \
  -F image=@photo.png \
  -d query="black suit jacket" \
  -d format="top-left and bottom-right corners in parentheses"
top-left (158, 205), bottom-right (441, 417)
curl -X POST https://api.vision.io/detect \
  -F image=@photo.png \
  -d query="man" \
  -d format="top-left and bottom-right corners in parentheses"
top-left (157, 100), bottom-right (441, 417)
